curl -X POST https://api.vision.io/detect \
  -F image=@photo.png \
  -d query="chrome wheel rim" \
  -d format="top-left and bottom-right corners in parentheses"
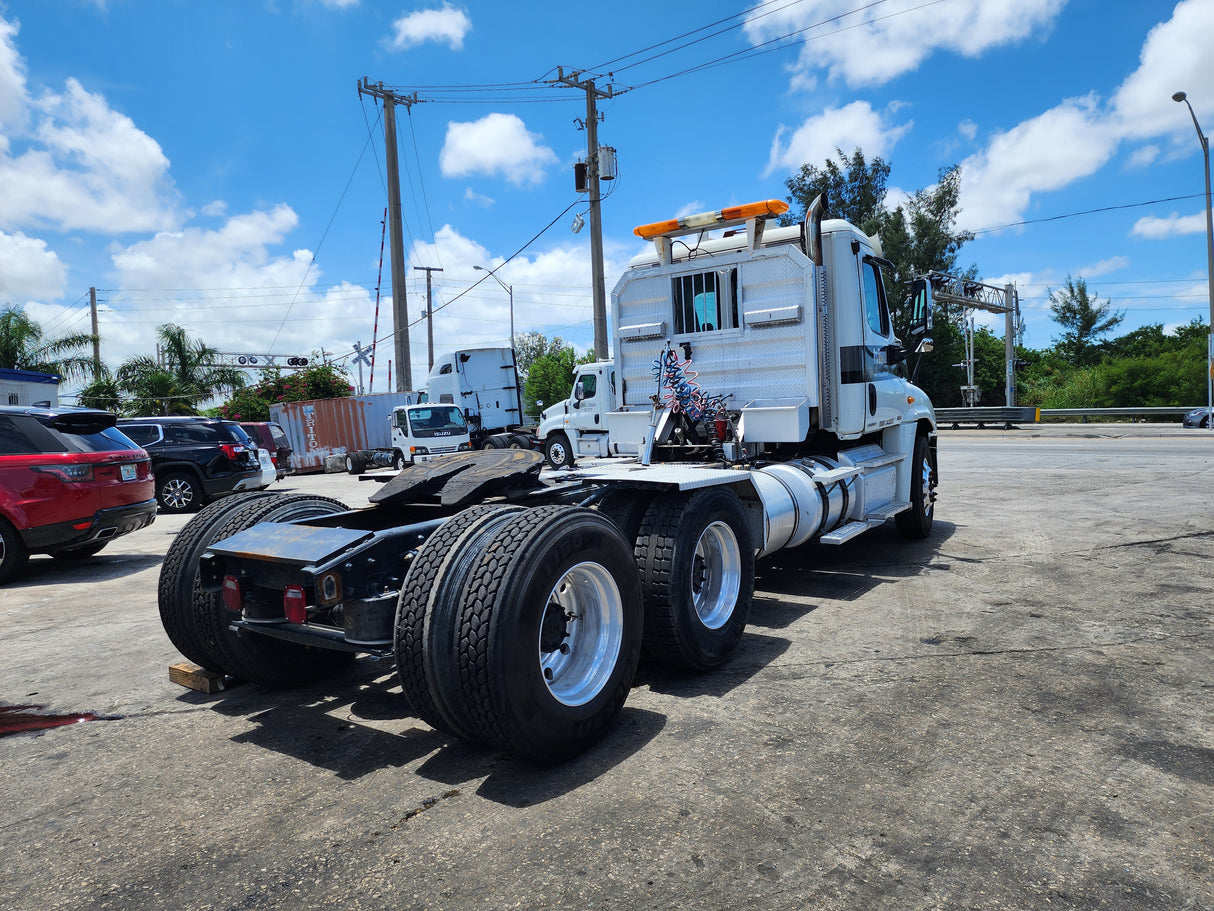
top-left (691, 521), bottom-right (741, 629)
top-left (919, 455), bottom-right (934, 516)
top-left (538, 562), bottom-right (623, 706)
top-left (163, 479), bottom-right (193, 510)
top-left (549, 441), bottom-right (567, 464)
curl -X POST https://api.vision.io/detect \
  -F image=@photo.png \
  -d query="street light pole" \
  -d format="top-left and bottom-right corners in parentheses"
top-left (474, 265), bottom-right (521, 422)
top-left (1173, 91), bottom-right (1214, 431)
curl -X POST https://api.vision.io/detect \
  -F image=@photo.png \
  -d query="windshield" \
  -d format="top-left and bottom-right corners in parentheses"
top-left (407, 405), bottom-right (467, 437)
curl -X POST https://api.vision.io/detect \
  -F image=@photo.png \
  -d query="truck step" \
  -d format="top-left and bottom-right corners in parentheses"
top-left (819, 520), bottom-right (876, 545)
top-left (853, 452), bottom-right (905, 469)
top-left (864, 500), bottom-right (910, 521)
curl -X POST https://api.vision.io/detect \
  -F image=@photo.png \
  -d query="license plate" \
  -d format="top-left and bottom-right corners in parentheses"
top-left (120, 463), bottom-right (137, 481)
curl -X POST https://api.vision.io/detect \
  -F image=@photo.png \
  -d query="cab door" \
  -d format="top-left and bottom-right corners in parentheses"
top-left (859, 257), bottom-right (904, 434)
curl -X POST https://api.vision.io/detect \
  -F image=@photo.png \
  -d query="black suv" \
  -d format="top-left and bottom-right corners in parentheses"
top-left (117, 417), bottom-right (266, 513)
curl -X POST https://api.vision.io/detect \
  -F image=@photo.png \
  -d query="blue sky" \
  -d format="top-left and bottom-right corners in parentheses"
top-left (2, 0), bottom-right (1213, 394)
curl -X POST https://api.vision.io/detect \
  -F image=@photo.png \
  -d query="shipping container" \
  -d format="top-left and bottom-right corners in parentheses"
top-left (270, 392), bottom-right (417, 473)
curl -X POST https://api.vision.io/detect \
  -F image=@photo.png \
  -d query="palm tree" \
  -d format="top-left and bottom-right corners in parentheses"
top-left (117, 324), bottom-right (247, 416)
top-left (0, 304), bottom-right (97, 381)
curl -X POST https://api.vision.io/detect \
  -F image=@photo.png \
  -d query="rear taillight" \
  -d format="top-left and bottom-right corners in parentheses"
top-left (283, 585), bottom-right (307, 624)
top-left (219, 443), bottom-right (247, 461)
top-left (31, 463), bottom-right (94, 482)
top-left (221, 575), bottom-right (243, 613)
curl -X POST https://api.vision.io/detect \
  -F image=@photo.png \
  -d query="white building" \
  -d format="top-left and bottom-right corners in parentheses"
top-left (0, 368), bottom-right (60, 407)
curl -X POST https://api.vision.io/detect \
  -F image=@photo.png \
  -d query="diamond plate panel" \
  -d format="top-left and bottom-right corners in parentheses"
top-left (614, 249), bottom-right (820, 413)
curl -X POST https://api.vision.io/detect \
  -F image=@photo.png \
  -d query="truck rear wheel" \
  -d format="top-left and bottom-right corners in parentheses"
top-left (450, 507), bottom-right (643, 762)
top-left (895, 433), bottom-right (935, 539)
top-left (158, 491), bottom-right (278, 667)
top-left (635, 488), bottom-right (755, 670)
top-left (544, 433), bottom-right (574, 469)
top-left (193, 494), bottom-right (354, 686)
top-left (345, 451), bottom-right (365, 474)
top-left (393, 504), bottom-right (523, 736)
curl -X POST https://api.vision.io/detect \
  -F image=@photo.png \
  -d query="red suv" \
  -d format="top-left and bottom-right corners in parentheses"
top-left (0, 406), bottom-right (156, 583)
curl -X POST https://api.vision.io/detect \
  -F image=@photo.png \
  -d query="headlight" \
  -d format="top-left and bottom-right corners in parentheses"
top-left (457, 442), bottom-right (471, 451)
top-left (410, 446), bottom-right (429, 455)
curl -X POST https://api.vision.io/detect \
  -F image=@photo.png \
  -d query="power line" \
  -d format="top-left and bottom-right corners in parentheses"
top-left (970, 193), bottom-right (1207, 235)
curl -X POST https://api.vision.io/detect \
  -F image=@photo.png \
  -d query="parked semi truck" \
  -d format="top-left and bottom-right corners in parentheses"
top-left (160, 195), bottom-right (939, 762)
top-left (536, 359), bottom-right (616, 468)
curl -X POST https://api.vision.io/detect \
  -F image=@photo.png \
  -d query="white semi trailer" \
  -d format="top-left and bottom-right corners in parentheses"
top-left (160, 195), bottom-right (939, 763)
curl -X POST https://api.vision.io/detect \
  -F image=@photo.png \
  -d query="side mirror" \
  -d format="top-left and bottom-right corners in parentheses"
top-left (916, 337), bottom-right (934, 354)
top-left (908, 277), bottom-right (933, 337)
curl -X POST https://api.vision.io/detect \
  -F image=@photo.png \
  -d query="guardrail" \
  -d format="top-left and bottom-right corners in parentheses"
top-left (1039, 406), bottom-right (1196, 419)
top-left (936, 405), bottom-right (1202, 428)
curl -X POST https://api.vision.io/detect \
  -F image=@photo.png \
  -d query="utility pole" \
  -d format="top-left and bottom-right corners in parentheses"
top-left (553, 68), bottom-right (616, 361)
top-left (89, 287), bottom-right (101, 376)
top-left (359, 78), bottom-right (422, 391)
top-left (413, 266), bottom-right (443, 371)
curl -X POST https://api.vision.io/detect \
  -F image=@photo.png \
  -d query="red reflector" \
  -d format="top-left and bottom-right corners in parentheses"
top-left (221, 575), bottom-right (242, 613)
top-left (283, 585), bottom-right (307, 624)
top-left (72, 521), bottom-right (92, 530)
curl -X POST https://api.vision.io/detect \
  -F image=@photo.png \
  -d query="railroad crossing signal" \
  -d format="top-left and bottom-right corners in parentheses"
top-left (352, 341), bottom-right (372, 394)
top-left (210, 353), bottom-right (310, 369)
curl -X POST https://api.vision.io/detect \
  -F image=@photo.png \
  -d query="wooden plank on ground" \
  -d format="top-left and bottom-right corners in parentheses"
top-left (169, 662), bottom-right (230, 694)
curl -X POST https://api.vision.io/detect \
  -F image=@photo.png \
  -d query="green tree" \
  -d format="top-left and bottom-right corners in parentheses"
top-left (78, 369), bottom-right (122, 412)
top-left (218, 364), bottom-right (353, 422)
top-left (1048, 276), bottom-right (1124, 367)
top-left (784, 151), bottom-right (975, 406)
top-left (523, 346), bottom-right (587, 417)
top-left (781, 148), bottom-right (890, 236)
top-left (512, 331), bottom-right (568, 379)
top-left (0, 303), bottom-right (97, 381)
top-left (117, 324), bottom-right (247, 416)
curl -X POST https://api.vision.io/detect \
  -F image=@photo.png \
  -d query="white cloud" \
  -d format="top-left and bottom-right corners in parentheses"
top-left (318, 0), bottom-right (359, 8)
top-left (1131, 210), bottom-right (1207, 239)
top-left (388, 4), bottom-right (471, 51)
top-left (1077, 256), bottom-right (1130, 277)
top-left (957, 96), bottom-right (1118, 231)
top-left (1112, 0), bottom-right (1214, 141)
top-left (0, 230), bottom-right (67, 303)
top-left (763, 101), bottom-right (910, 177)
top-left (95, 206), bottom-right (393, 370)
top-left (463, 187), bottom-right (494, 208)
top-left (201, 200), bottom-right (228, 217)
top-left (440, 113), bottom-right (558, 185)
top-left (1128, 144), bottom-right (1160, 167)
top-left (0, 15), bottom-right (28, 129)
top-left (110, 204), bottom-right (302, 285)
top-left (743, 0), bottom-right (1066, 88)
top-left (0, 73), bottom-right (178, 233)
top-left (958, 119), bottom-right (978, 142)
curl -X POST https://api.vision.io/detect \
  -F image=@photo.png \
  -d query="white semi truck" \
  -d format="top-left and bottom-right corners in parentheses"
top-left (161, 195), bottom-right (939, 763)
top-left (536, 359), bottom-right (616, 468)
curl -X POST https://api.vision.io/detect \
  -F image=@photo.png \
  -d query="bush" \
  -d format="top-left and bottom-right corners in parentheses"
top-left (217, 364), bottom-right (353, 422)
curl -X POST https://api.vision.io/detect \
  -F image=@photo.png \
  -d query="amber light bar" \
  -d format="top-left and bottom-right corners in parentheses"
top-left (634, 199), bottom-right (790, 239)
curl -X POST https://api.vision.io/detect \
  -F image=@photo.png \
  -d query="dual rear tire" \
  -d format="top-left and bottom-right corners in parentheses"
top-left (395, 505), bottom-right (644, 762)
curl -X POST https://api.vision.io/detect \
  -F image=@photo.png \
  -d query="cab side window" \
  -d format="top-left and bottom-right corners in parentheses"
top-left (862, 261), bottom-right (890, 337)
top-left (576, 374), bottom-right (597, 400)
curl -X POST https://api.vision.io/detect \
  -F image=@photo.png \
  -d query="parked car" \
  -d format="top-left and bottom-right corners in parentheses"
top-left (0, 406), bottom-right (156, 583)
top-left (240, 421), bottom-right (292, 479)
top-left (1181, 406), bottom-right (1211, 428)
top-left (117, 417), bottom-right (266, 514)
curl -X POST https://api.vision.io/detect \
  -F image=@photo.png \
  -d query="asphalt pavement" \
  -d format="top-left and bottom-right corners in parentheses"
top-left (1, 423), bottom-right (1211, 910)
